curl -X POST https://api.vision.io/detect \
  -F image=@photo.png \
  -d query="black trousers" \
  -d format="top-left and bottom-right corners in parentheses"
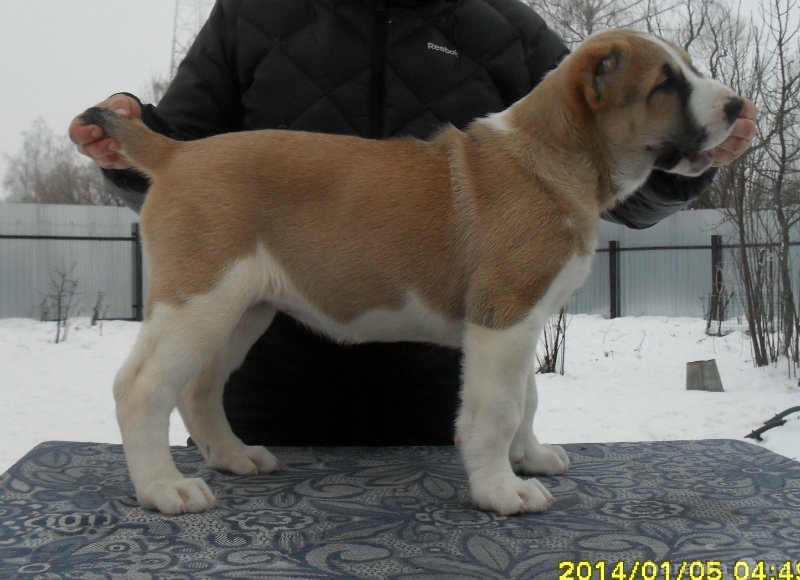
top-left (222, 313), bottom-right (463, 446)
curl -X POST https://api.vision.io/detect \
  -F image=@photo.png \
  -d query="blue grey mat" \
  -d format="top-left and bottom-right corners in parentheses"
top-left (1, 440), bottom-right (798, 578)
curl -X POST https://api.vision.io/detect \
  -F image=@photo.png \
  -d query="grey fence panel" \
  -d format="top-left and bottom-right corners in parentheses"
top-left (1, 237), bottom-right (137, 320)
top-left (593, 211), bottom-right (743, 318)
top-left (619, 247), bottom-right (711, 317)
top-left (719, 238), bottom-right (800, 323)
top-left (0, 204), bottom-right (143, 319)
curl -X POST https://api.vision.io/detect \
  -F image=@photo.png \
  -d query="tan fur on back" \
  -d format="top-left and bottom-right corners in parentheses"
top-left (142, 119), bottom-right (603, 330)
top-left (143, 131), bottom-right (466, 320)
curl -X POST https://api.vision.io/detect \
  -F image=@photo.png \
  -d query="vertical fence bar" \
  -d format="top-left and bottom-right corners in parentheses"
top-left (708, 234), bottom-right (724, 324)
top-left (609, 240), bottom-right (620, 319)
top-left (132, 223), bottom-right (144, 321)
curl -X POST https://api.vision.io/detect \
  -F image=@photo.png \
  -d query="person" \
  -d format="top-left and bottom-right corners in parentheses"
top-left (70, 0), bottom-right (756, 447)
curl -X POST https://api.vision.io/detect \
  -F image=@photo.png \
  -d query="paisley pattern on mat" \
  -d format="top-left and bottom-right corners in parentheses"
top-left (1, 440), bottom-right (798, 579)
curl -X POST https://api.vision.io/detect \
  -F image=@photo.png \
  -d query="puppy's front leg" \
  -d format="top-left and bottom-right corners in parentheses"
top-left (457, 320), bottom-right (554, 515)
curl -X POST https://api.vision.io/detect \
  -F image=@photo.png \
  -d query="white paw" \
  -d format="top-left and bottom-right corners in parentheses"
top-left (470, 473), bottom-right (554, 515)
top-left (209, 444), bottom-right (282, 476)
top-left (511, 443), bottom-right (570, 476)
top-left (137, 477), bottom-right (217, 514)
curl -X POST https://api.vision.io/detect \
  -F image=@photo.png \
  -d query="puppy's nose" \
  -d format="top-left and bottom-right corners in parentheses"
top-left (724, 96), bottom-right (745, 124)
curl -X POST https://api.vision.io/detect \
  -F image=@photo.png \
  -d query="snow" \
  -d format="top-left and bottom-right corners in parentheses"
top-left (1, 315), bottom-right (798, 474)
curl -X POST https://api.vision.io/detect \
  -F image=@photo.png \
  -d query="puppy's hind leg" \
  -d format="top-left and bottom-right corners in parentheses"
top-left (509, 372), bottom-right (570, 476)
top-left (178, 302), bottom-right (281, 476)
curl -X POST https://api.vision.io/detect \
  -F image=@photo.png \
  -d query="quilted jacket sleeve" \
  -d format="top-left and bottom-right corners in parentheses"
top-left (603, 169), bottom-right (717, 229)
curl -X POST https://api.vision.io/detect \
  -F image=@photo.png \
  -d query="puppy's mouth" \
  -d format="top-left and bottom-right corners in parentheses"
top-left (683, 149), bottom-right (715, 173)
top-left (654, 146), bottom-right (713, 177)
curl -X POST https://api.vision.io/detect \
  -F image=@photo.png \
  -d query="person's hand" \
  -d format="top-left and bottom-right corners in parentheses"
top-left (69, 94), bottom-right (142, 170)
top-left (707, 97), bottom-right (757, 167)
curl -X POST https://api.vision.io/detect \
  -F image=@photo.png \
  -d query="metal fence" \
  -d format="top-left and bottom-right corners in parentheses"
top-left (1, 204), bottom-right (143, 320)
top-left (573, 211), bottom-right (800, 319)
top-left (1, 203), bottom-right (797, 321)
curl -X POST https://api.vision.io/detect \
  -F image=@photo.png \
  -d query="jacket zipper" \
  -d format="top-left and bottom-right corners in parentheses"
top-left (369, 0), bottom-right (388, 138)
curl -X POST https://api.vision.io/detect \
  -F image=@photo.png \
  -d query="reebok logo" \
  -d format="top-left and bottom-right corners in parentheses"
top-left (428, 42), bottom-right (459, 58)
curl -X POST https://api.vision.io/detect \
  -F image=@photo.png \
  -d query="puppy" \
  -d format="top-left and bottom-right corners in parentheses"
top-left (80, 29), bottom-right (743, 515)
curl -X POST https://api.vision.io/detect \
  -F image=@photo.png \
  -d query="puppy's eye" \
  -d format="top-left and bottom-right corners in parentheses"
top-left (649, 65), bottom-right (675, 98)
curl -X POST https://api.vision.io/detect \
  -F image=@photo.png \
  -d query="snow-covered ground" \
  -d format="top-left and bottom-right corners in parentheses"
top-left (1, 315), bottom-right (798, 474)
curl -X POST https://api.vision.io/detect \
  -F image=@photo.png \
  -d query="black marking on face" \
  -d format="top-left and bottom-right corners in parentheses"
top-left (648, 63), bottom-right (692, 105)
top-left (647, 62), bottom-right (709, 172)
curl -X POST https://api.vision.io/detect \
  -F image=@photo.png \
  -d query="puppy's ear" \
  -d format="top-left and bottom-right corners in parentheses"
top-left (578, 43), bottom-right (629, 110)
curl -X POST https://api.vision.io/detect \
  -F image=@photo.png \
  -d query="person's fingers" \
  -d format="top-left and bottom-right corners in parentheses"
top-left (80, 137), bottom-right (129, 169)
top-left (102, 93), bottom-right (142, 120)
top-left (68, 94), bottom-right (141, 170)
top-left (709, 98), bottom-right (757, 167)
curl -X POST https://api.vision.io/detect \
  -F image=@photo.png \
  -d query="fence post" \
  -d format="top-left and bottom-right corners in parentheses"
top-left (609, 240), bottom-right (620, 318)
top-left (132, 223), bottom-right (144, 321)
top-left (708, 234), bottom-right (724, 323)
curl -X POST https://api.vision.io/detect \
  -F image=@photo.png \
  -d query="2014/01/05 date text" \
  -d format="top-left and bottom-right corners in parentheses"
top-left (557, 560), bottom-right (800, 580)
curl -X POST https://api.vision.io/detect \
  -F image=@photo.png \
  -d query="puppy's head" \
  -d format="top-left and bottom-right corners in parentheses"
top-left (565, 29), bottom-right (743, 196)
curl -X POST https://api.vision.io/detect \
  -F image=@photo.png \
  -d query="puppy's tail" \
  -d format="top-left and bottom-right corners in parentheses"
top-left (79, 107), bottom-right (177, 177)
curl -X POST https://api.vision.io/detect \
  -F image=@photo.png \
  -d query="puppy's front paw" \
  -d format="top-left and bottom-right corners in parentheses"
top-left (209, 444), bottom-right (282, 476)
top-left (138, 477), bottom-right (217, 514)
top-left (470, 474), bottom-right (554, 515)
top-left (512, 443), bottom-right (570, 476)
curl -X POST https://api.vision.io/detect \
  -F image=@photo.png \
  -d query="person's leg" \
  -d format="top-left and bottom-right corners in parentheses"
top-left (223, 315), bottom-right (463, 446)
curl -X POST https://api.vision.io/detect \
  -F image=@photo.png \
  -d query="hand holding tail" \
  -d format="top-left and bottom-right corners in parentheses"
top-left (69, 94), bottom-right (142, 170)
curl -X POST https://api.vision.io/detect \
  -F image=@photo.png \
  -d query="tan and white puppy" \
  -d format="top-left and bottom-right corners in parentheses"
top-left (80, 29), bottom-right (743, 515)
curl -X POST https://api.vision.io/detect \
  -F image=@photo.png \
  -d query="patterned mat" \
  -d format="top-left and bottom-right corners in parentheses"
top-left (1, 440), bottom-right (798, 578)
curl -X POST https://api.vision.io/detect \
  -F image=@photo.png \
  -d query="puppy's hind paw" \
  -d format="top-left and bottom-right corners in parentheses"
top-left (138, 477), bottom-right (217, 514)
top-left (210, 445), bottom-right (282, 476)
top-left (471, 475), bottom-right (554, 516)
top-left (512, 443), bottom-right (570, 476)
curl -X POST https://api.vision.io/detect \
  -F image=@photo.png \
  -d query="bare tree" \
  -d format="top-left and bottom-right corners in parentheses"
top-left (753, 0), bottom-right (800, 367)
top-left (2, 118), bottom-right (123, 206)
top-left (537, 308), bottom-right (569, 374)
top-left (2, 69), bottom-right (172, 206)
top-left (707, 0), bottom-right (800, 370)
top-left (527, 0), bottom-right (665, 46)
top-left (91, 291), bottom-right (110, 328)
top-left (41, 263), bottom-right (80, 344)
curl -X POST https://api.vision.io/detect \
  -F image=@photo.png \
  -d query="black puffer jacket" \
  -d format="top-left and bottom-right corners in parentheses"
top-left (107, 0), bottom-right (714, 227)
top-left (104, 0), bottom-right (716, 446)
